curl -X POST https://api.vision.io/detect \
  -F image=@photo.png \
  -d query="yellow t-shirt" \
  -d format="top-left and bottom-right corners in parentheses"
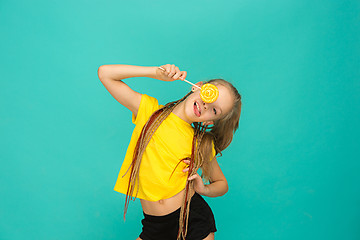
top-left (113, 94), bottom-right (216, 201)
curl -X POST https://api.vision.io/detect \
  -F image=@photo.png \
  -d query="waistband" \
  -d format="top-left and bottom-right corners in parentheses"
top-left (142, 192), bottom-right (201, 222)
top-left (143, 206), bottom-right (181, 222)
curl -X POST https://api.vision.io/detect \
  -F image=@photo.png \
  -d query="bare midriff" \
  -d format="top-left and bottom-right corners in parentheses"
top-left (140, 188), bottom-right (196, 216)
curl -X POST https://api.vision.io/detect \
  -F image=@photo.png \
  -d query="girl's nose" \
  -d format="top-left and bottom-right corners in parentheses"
top-left (202, 101), bottom-right (207, 109)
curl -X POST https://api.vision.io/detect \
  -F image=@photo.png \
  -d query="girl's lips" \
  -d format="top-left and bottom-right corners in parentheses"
top-left (194, 101), bottom-right (201, 117)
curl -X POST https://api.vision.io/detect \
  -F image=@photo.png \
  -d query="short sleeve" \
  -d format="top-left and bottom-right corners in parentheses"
top-left (132, 94), bottom-right (161, 126)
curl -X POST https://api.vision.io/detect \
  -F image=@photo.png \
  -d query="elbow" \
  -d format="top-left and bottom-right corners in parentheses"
top-left (223, 181), bottom-right (229, 195)
top-left (217, 180), bottom-right (228, 197)
top-left (98, 66), bottom-right (104, 80)
top-left (97, 65), bottom-right (107, 80)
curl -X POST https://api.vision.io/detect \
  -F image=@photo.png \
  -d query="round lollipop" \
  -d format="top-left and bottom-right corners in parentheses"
top-left (158, 66), bottom-right (219, 103)
top-left (200, 83), bottom-right (219, 103)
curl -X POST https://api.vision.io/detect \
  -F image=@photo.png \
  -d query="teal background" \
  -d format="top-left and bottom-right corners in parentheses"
top-left (1, 0), bottom-right (359, 239)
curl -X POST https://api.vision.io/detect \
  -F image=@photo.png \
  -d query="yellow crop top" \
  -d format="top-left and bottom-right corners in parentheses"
top-left (113, 94), bottom-right (216, 201)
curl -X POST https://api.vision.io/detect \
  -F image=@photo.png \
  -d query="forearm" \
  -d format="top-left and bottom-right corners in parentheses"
top-left (98, 64), bottom-right (157, 81)
top-left (203, 180), bottom-right (228, 197)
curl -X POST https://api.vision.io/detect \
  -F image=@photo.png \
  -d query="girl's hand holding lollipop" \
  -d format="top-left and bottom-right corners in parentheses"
top-left (156, 64), bottom-right (187, 81)
top-left (157, 64), bottom-right (219, 104)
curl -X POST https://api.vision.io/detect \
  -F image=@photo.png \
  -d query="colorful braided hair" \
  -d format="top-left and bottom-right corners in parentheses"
top-left (122, 78), bottom-right (242, 240)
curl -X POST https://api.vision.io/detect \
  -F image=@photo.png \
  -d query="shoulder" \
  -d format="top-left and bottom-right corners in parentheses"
top-left (138, 94), bottom-right (159, 107)
top-left (132, 94), bottom-right (162, 125)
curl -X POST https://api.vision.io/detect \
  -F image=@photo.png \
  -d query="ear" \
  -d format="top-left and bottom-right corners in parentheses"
top-left (191, 81), bottom-right (204, 92)
top-left (203, 121), bottom-right (214, 126)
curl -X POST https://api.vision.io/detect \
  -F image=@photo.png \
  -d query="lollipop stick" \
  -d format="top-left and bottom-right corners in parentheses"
top-left (158, 67), bottom-right (201, 90)
top-left (183, 79), bottom-right (201, 89)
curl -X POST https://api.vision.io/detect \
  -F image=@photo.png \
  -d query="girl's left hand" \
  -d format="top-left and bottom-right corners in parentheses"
top-left (182, 160), bottom-right (208, 196)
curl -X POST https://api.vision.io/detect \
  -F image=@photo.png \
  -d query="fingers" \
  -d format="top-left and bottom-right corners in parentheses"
top-left (169, 64), bottom-right (176, 78)
top-left (188, 173), bottom-right (200, 181)
top-left (162, 64), bottom-right (176, 78)
top-left (160, 64), bottom-right (185, 80)
top-left (164, 64), bottom-right (171, 73)
top-left (181, 159), bottom-right (200, 181)
top-left (172, 67), bottom-right (182, 80)
top-left (182, 159), bottom-right (190, 172)
top-left (179, 71), bottom-right (187, 80)
top-left (182, 159), bottom-right (190, 164)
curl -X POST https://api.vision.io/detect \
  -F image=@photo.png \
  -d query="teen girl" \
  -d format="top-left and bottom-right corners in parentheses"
top-left (98, 64), bottom-right (242, 240)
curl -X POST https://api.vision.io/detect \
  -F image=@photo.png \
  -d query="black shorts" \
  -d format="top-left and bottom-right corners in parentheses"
top-left (139, 192), bottom-right (217, 240)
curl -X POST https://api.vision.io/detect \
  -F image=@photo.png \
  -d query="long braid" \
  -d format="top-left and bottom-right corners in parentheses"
top-left (177, 122), bottom-right (208, 240)
top-left (122, 92), bottom-right (192, 221)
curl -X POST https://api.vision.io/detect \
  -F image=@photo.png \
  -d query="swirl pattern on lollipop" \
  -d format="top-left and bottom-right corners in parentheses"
top-left (200, 83), bottom-right (219, 103)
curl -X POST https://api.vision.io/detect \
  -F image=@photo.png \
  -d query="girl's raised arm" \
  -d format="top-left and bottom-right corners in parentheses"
top-left (97, 64), bottom-right (187, 118)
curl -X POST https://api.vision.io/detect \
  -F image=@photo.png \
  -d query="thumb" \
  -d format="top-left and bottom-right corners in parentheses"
top-left (180, 71), bottom-right (187, 80)
top-left (188, 173), bottom-right (199, 181)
